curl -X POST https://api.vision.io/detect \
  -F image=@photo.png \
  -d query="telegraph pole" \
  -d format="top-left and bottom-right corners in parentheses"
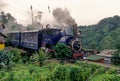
top-left (30, 5), bottom-right (34, 27)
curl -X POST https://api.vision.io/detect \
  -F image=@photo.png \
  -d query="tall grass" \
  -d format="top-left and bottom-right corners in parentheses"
top-left (0, 60), bottom-right (120, 81)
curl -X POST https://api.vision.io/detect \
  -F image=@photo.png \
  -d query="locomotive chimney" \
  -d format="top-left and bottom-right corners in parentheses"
top-left (73, 24), bottom-right (77, 39)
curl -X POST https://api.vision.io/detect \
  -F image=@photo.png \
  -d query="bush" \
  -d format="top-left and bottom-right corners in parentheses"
top-left (29, 53), bottom-right (38, 64)
top-left (0, 50), bottom-right (11, 69)
top-left (0, 48), bottom-right (23, 70)
top-left (10, 48), bottom-right (22, 63)
top-left (54, 43), bottom-right (72, 63)
top-left (21, 51), bottom-right (31, 64)
top-left (35, 49), bottom-right (49, 66)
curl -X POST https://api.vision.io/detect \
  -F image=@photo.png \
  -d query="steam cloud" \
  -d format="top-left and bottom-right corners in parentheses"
top-left (52, 8), bottom-right (76, 26)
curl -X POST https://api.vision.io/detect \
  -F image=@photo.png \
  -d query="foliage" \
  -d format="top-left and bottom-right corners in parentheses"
top-left (79, 15), bottom-right (120, 50)
top-left (105, 68), bottom-right (118, 74)
top-left (0, 11), bottom-right (25, 33)
top-left (54, 43), bottom-right (72, 63)
top-left (29, 53), bottom-right (38, 63)
top-left (0, 50), bottom-right (11, 69)
top-left (0, 48), bottom-right (23, 69)
top-left (70, 66), bottom-right (91, 81)
top-left (91, 74), bottom-right (120, 81)
top-left (21, 51), bottom-right (31, 64)
top-left (53, 65), bottom-right (70, 81)
top-left (0, 11), bottom-right (9, 24)
top-left (111, 43), bottom-right (120, 65)
top-left (10, 48), bottom-right (22, 63)
top-left (0, 62), bottom-right (120, 81)
top-left (34, 49), bottom-right (48, 66)
top-left (5, 39), bottom-right (10, 47)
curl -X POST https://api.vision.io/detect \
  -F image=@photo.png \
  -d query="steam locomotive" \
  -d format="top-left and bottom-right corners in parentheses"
top-left (7, 26), bottom-right (83, 59)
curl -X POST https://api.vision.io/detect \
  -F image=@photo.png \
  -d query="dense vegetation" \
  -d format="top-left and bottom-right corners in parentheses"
top-left (79, 15), bottom-right (120, 50)
top-left (54, 43), bottom-right (72, 63)
top-left (0, 61), bottom-right (120, 81)
top-left (111, 43), bottom-right (120, 65)
top-left (0, 48), bottom-right (120, 81)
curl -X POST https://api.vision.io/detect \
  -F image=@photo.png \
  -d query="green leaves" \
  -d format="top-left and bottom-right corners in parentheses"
top-left (10, 48), bottom-right (22, 63)
top-left (0, 62), bottom-right (119, 81)
top-left (34, 49), bottom-right (48, 66)
top-left (0, 48), bottom-right (23, 70)
top-left (53, 65), bottom-right (70, 81)
top-left (91, 74), bottom-right (120, 81)
top-left (79, 15), bottom-right (120, 50)
top-left (0, 50), bottom-right (11, 69)
top-left (53, 43), bottom-right (72, 64)
top-left (54, 43), bottom-right (72, 59)
top-left (111, 44), bottom-right (120, 65)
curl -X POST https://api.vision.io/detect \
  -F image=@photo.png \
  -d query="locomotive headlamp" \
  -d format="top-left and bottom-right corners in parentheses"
top-left (77, 32), bottom-right (81, 35)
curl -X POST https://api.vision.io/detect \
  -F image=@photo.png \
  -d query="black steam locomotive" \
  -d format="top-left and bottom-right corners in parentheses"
top-left (7, 27), bottom-right (83, 59)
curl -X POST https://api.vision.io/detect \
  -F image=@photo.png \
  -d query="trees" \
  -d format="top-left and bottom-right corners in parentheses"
top-left (111, 43), bottom-right (120, 65)
top-left (0, 11), bottom-right (15, 24)
top-left (0, 11), bottom-right (26, 33)
top-left (99, 36), bottom-right (115, 50)
top-left (79, 15), bottom-right (120, 50)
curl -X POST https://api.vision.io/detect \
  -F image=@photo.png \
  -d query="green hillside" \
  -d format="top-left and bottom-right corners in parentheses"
top-left (79, 15), bottom-right (120, 50)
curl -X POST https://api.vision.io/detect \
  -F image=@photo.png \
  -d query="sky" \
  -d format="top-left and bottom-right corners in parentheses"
top-left (2, 0), bottom-right (120, 26)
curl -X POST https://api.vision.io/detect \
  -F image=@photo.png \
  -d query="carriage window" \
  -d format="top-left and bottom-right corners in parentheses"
top-left (10, 33), bottom-right (19, 40)
top-left (31, 32), bottom-right (38, 42)
top-left (21, 32), bottom-right (38, 42)
top-left (11, 34), bottom-right (16, 40)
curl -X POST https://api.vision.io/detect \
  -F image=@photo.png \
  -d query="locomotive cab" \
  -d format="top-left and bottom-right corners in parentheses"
top-left (41, 29), bottom-right (62, 48)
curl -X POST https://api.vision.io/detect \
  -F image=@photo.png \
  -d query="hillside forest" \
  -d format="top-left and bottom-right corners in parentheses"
top-left (79, 15), bottom-right (120, 50)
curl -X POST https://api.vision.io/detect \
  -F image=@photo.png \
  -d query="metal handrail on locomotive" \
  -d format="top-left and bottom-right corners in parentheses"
top-left (7, 27), bottom-right (84, 59)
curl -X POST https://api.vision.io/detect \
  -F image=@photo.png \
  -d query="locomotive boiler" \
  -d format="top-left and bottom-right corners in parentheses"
top-left (7, 25), bottom-right (83, 59)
